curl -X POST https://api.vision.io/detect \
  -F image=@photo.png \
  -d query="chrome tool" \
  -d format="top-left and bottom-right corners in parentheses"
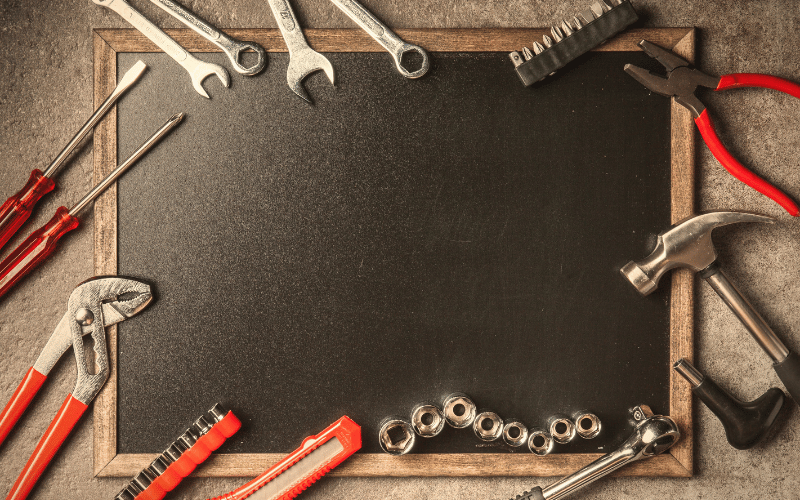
top-left (572, 410), bottom-right (601, 439)
top-left (473, 411), bottom-right (503, 442)
top-left (378, 416), bottom-right (415, 455)
top-left (410, 403), bottom-right (445, 438)
top-left (527, 428), bottom-right (554, 456)
top-left (442, 392), bottom-right (477, 428)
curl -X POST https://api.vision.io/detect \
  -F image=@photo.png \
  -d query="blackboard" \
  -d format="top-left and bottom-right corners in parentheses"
top-left (91, 28), bottom-right (696, 478)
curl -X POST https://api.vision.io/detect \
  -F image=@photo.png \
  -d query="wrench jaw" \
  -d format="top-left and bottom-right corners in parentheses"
top-left (286, 49), bottom-right (336, 104)
top-left (392, 44), bottom-right (430, 80)
top-left (189, 61), bottom-right (231, 99)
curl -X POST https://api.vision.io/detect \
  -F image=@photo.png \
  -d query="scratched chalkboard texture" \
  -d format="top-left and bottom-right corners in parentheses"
top-left (115, 49), bottom-right (671, 455)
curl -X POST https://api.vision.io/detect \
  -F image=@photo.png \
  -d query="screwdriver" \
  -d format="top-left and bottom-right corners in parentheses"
top-left (0, 61), bottom-right (147, 253)
top-left (0, 112), bottom-right (185, 301)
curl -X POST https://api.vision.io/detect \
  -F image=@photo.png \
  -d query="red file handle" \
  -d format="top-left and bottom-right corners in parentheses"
top-left (718, 73), bottom-right (800, 98)
top-left (6, 394), bottom-right (88, 500)
top-left (0, 206), bottom-right (79, 300)
top-left (0, 170), bottom-right (55, 252)
top-left (0, 368), bottom-right (47, 448)
top-left (695, 109), bottom-right (800, 216)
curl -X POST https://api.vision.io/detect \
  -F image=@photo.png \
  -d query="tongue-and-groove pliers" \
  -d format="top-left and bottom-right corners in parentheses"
top-left (625, 39), bottom-right (800, 216)
top-left (0, 276), bottom-right (153, 500)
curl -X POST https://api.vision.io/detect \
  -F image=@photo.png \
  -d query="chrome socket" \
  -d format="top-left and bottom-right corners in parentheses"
top-left (379, 417), bottom-right (416, 455)
top-left (442, 392), bottom-right (477, 429)
top-left (573, 410), bottom-right (602, 439)
top-left (411, 403), bottom-right (446, 438)
top-left (502, 419), bottom-right (529, 447)
top-left (548, 415), bottom-right (577, 444)
top-left (527, 428), bottom-right (555, 456)
top-left (473, 411), bottom-right (504, 441)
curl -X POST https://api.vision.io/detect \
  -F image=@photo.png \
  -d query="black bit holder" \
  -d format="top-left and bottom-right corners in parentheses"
top-left (674, 358), bottom-right (785, 450)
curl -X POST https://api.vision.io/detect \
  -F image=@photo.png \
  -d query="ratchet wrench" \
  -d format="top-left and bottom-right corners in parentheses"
top-left (147, 0), bottom-right (267, 76)
top-left (329, 0), bottom-right (429, 79)
top-left (92, 0), bottom-right (230, 98)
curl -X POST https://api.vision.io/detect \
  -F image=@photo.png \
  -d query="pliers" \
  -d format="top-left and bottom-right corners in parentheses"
top-left (0, 276), bottom-right (153, 500)
top-left (625, 39), bottom-right (800, 216)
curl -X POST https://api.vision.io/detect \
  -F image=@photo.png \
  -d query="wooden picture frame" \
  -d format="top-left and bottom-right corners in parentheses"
top-left (92, 27), bottom-right (695, 478)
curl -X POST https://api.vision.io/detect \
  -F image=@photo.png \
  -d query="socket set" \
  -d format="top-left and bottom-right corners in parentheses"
top-left (378, 393), bottom-right (601, 456)
top-left (113, 404), bottom-right (241, 500)
top-left (509, 0), bottom-right (638, 86)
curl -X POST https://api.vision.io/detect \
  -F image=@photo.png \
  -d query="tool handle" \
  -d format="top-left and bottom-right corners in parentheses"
top-left (6, 394), bottom-right (87, 500)
top-left (0, 368), bottom-right (47, 448)
top-left (0, 170), bottom-right (56, 252)
top-left (718, 73), bottom-right (800, 98)
top-left (774, 352), bottom-right (800, 404)
top-left (0, 207), bottom-right (79, 300)
top-left (695, 109), bottom-right (799, 216)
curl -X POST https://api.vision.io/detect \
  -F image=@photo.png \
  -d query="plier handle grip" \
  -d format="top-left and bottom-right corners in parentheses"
top-left (625, 39), bottom-right (800, 216)
top-left (0, 276), bottom-right (153, 500)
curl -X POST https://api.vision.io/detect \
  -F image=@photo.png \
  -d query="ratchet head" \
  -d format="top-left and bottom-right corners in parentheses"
top-left (391, 44), bottom-right (430, 79)
top-left (620, 211), bottom-right (775, 295)
top-left (190, 60), bottom-right (231, 99)
top-left (622, 405), bottom-right (680, 461)
top-left (286, 48), bottom-right (335, 103)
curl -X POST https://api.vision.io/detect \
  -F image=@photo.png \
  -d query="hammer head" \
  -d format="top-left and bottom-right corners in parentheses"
top-left (621, 211), bottom-right (774, 295)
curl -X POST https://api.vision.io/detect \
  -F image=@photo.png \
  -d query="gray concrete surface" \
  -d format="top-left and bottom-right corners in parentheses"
top-left (2, 0), bottom-right (800, 498)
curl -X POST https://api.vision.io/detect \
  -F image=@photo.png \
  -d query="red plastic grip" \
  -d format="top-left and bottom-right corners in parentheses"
top-left (209, 416), bottom-right (361, 500)
top-left (0, 170), bottom-right (55, 252)
top-left (0, 368), bottom-right (47, 448)
top-left (6, 394), bottom-right (87, 500)
top-left (0, 206), bottom-right (80, 300)
top-left (695, 110), bottom-right (800, 216)
top-left (718, 73), bottom-right (800, 98)
top-left (140, 411), bottom-right (242, 500)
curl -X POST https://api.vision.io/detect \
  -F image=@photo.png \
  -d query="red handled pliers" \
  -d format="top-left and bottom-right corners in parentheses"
top-left (625, 39), bottom-right (800, 216)
top-left (0, 277), bottom-right (153, 500)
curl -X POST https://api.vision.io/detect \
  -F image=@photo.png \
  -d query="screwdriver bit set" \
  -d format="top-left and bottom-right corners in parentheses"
top-left (509, 0), bottom-right (638, 86)
top-left (114, 404), bottom-right (241, 500)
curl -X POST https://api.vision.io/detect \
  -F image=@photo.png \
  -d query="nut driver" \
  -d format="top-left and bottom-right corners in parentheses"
top-left (267, 0), bottom-right (335, 103)
top-left (625, 39), bottom-right (800, 216)
top-left (0, 277), bottom-right (153, 500)
top-left (674, 359), bottom-right (784, 450)
top-left (93, 0), bottom-right (230, 98)
top-left (0, 113), bottom-right (184, 301)
top-left (0, 61), bottom-right (146, 253)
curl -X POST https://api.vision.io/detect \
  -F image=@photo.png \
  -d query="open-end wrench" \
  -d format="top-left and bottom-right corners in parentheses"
top-left (267, 0), bottom-right (335, 103)
top-left (329, 0), bottom-right (429, 79)
top-left (147, 0), bottom-right (267, 76)
top-left (92, 0), bottom-right (230, 98)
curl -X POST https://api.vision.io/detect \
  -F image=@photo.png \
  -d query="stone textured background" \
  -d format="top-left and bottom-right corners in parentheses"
top-left (1, 0), bottom-right (799, 498)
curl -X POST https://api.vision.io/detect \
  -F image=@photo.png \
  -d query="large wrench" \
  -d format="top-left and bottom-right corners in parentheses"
top-left (147, 0), bottom-right (267, 76)
top-left (329, 0), bottom-right (429, 79)
top-left (267, 0), bottom-right (335, 103)
top-left (93, 0), bottom-right (230, 98)
top-left (511, 405), bottom-right (680, 500)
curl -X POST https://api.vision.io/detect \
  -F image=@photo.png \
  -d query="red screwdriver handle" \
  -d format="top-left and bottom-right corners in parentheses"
top-left (6, 394), bottom-right (88, 500)
top-left (695, 109), bottom-right (800, 216)
top-left (718, 73), bottom-right (800, 98)
top-left (0, 170), bottom-right (56, 252)
top-left (0, 368), bottom-right (47, 448)
top-left (0, 206), bottom-right (79, 300)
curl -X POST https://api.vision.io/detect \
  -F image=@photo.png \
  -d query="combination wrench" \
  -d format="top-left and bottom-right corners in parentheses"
top-left (93, 0), bottom-right (230, 98)
top-left (147, 0), bottom-right (267, 76)
top-left (329, 0), bottom-right (429, 79)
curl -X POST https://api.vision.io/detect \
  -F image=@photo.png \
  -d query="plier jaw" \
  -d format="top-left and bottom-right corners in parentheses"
top-left (624, 40), bottom-right (721, 118)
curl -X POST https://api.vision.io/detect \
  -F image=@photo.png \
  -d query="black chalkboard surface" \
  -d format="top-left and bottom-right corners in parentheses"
top-left (93, 28), bottom-right (694, 477)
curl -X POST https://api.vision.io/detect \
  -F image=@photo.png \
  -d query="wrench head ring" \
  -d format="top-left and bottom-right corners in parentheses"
top-left (392, 44), bottom-right (430, 79)
top-left (227, 41), bottom-right (268, 76)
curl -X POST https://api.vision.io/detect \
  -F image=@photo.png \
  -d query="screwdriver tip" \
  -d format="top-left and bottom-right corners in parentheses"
top-left (169, 112), bottom-right (186, 124)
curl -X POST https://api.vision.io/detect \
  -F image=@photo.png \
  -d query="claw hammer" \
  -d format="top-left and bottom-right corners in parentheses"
top-left (621, 211), bottom-right (800, 402)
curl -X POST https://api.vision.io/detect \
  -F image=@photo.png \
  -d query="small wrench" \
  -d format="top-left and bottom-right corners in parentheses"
top-left (267, 0), bottom-right (335, 103)
top-left (93, 0), bottom-right (230, 98)
top-left (329, 0), bottom-right (429, 79)
top-left (147, 0), bottom-right (267, 76)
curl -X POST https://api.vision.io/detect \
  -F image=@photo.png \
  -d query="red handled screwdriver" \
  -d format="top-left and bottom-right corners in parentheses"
top-left (0, 61), bottom-right (147, 252)
top-left (0, 112), bottom-right (184, 301)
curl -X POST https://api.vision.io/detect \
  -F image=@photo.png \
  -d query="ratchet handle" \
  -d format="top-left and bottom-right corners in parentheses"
top-left (6, 395), bottom-right (88, 500)
top-left (0, 206), bottom-right (79, 300)
top-left (695, 110), bottom-right (799, 216)
top-left (774, 351), bottom-right (800, 404)
top-left (0, 170), bottom-right (56, 252)
top-left (718, 73), bottom-right (800, 98)
top-left (508, 487), bottom-right (545, 500)
top-left (0, 368), bottom-right (47, 448)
